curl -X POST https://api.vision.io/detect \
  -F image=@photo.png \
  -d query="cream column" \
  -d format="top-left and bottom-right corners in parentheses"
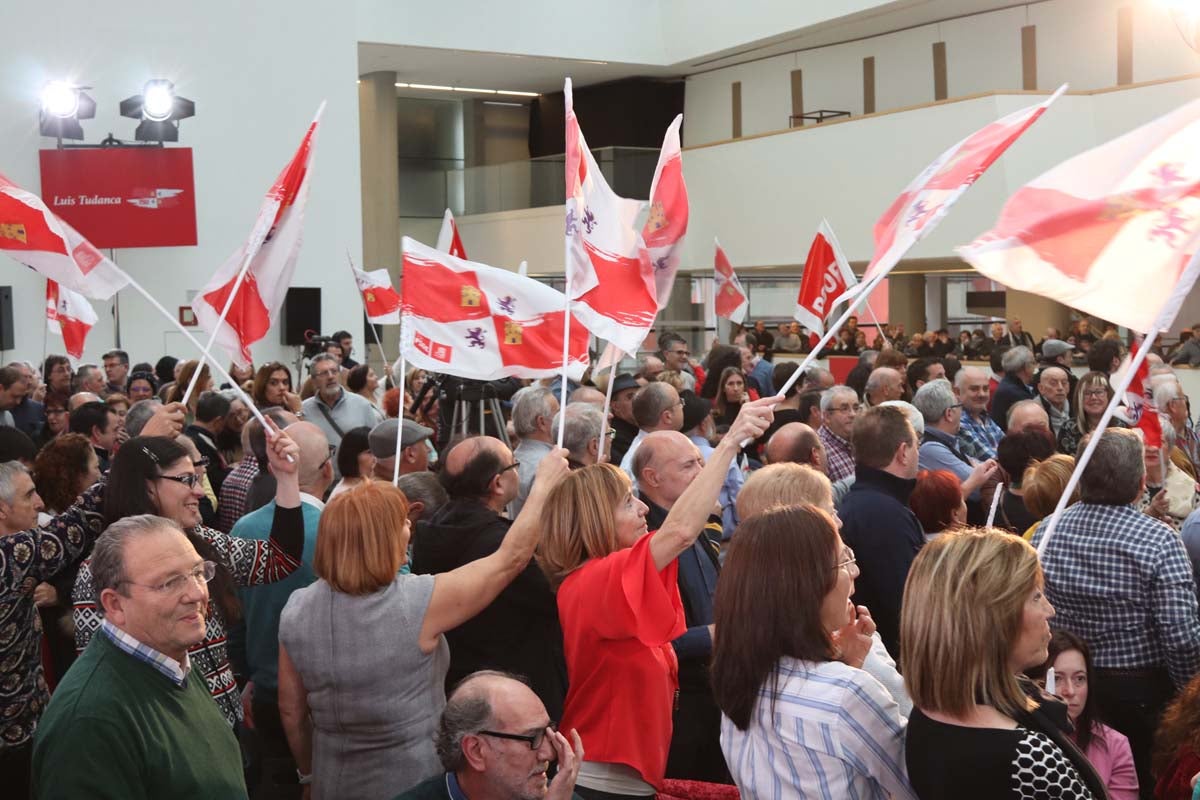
top-left (358, 72), bottom-right (401, 370)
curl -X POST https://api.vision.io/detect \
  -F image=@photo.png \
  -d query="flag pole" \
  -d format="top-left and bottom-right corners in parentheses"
top-left (345, 250), bottom-right (390, 367)
top-left (41, 279), bottom-right (50, 374)
top-left (986, 482), bottom-right (1004, 527)
top-left (179, 242), bottom-right (263, 407)
top-left (392, 317), bottom-right (406, 486)
top-left (1035, 327), bottom-right (1161, 557)
top-left (119, 271), bottom-right (288, 455)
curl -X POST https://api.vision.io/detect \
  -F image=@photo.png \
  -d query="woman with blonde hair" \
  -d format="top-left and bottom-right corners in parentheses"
top-left (736, 462), bottom-right (835, 521)
top-left (1020, 454), bottom-right (1079, 541)
top-left (278, 451), bottom-right (571, 800)
top-left (712, 505), bottom-right (915, 799)
top-left (539, 399), bottom-right (774, 798)
top-left (1058, 371), bottom-right (1127, 456)
top-left (165, 360), bottom-right (212, 415)
top-left (902, 530), bottom-right (1109, 798)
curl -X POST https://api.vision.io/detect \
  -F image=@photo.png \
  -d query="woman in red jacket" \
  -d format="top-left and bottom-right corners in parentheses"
top-left (538, 399), bottom-right (774, 799)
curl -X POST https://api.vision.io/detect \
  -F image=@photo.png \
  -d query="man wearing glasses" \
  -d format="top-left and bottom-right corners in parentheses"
top-left (817, 386), bottom-right (860, 483)
top-left (911, 380), bottom-right (998, 507)
top-left (301, 353), bottom-right (383, 456)
top-left (32, 514), bottom-right (247, 797)
top-left (396, 671), bottom-right (583, 800)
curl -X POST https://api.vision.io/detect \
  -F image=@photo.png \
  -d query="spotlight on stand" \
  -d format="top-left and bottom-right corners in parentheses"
top-left (119, 79), bottom-right (195, 143)
top-left (39, 81), bottom-right (96, 141)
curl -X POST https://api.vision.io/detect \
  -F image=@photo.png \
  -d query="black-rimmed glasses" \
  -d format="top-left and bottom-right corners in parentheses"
top-left (493, 462), bottom-right (520, 480)
top-left (477, 723), bottom-right (557, 750)
top-left (158, 472), bottom-right (202, 489)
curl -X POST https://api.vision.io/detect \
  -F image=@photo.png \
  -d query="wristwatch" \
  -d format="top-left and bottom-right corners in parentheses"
top-left (297, 770), bottom-right (313, 785)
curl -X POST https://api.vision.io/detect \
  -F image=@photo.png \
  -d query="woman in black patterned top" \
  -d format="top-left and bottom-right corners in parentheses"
top-left (902, 530), bottom-right (1110, 799)
top-left (71, 431), bottom-right (304, 728)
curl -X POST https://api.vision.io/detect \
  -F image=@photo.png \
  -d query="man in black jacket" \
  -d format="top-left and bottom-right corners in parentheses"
top-left (838, 405), bottom-right (924, 657)
top-left (410, 435), bottom-right (566, 720)
top-left (606, 374), bottom-right (640, 467)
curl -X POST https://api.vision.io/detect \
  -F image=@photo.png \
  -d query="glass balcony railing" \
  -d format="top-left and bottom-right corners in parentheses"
top-left (446, 147), bottom-right (661, 216)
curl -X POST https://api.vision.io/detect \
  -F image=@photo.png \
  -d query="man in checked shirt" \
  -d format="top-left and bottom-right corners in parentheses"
top-left (1033, 427), bottom-right (1200, 797)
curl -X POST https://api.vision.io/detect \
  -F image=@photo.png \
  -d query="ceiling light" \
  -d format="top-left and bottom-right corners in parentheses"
top-left (495, 90), bottom-right (539, 97)
top-left (452, 87), bottom-right (497, 94)
top-left (408, 83), bottom-right (454, 91)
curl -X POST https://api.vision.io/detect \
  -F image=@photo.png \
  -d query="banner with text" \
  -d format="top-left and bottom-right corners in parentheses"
top-left (38, 147), bottom-right (197, 248)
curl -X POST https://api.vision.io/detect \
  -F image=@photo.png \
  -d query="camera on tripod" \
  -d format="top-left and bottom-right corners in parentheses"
top-left (302, 331), bottom-right (341, 360)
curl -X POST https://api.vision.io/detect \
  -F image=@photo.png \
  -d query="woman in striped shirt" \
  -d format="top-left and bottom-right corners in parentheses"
top-left (711, 504), bottom-right (916, 800)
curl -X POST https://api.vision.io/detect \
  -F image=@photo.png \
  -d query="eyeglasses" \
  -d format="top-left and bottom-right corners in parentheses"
top-left (831, 404), bottom-right (862, 414)
top-left (192, 457), bottom-right (210, 472)
top-left (120, 560), bottom-right (216, 595)
top-left (1082, 388), bottom-right (1109, 398)
top-left (835, 546), bottom-right (857, 572)
top-left (493, 462), bottom-right (520, 480)
top-left (320, 444), bottom-right (336, 469)
top-left (313, 369), bottom-right (340, 380)
top-left (157, 472), bottom-right (202, 488)
top-left (477, 723), bottom-right (557, 750)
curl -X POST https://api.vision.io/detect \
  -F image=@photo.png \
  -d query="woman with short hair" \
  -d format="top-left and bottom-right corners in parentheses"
top-left (902, 530), bottom-right (1109, 798)
top-left (908, 469), bottom-right (967, 539)
top-left (278, 452), bottom-right (569, 799)
top-left (327, 426), bottom-right (375, 500)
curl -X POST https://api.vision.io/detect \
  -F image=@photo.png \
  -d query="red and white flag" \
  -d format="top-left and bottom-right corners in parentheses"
top-left (192, 103), bottom-right (324, 367)
top-left (400, 237), bottom-right (589, 381)
top-left (1115, 340), bottom-right (1163, 449)
top-left (960, 96), bottom-right (1200, 334)
top-left (436, 208), bottom-right (467, 259)
top-left (352, 264), bottom-right (401, 324)
top-left (641, 115), bottom-right (689, 309)
top-left (0, 173), bottom-right (128, 299)
top-left (564, 78), bottom-right (656, 355)
top-left (713, 237), bottom-right (748, 324)
top-left (795, 220), bottom-right (857, 336)
top-left (839, 85), bottom-right (1066, 305)
top-left (45, 279), bottom-right (96, 360)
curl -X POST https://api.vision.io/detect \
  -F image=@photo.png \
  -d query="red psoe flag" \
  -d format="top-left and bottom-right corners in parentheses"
top-left (960, 96), bottom-right (1200, 334)
top-left (713, 238), bottom-right (748, 324)
top-left (351, 264), bottom-right (401, 324)
top-left (0, 173), bottom-right (128, 299)
top-left (564, 78), bottom-right (657, 355)
top-left (192, 103), bottom-right (324, 367)
top-left (795, 220), bottom-right (857, 336)
top-left (400, 237), bottom-right (589, 381)
top-left (642, 114), bottom-right (689, 310)
top-left (436, 208), bottom-right (467, 259)
top-left (45, 279), bottom-right (97, 360)
top-left (839, 86), bottom-right (1065, 306)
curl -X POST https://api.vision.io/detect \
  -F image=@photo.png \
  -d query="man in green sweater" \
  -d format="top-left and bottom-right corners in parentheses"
top-left (395, 671), bottom-right (583, 800)
top-left (32, 513), bottom-right (247, 799)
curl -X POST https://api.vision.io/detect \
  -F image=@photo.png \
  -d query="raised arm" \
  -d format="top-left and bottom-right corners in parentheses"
top-left (649, 397), bottom-right (775, 571)
top-left (418, 449), bottom-right (570, 652)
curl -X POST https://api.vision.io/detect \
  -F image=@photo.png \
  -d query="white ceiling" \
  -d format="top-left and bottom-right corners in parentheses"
top-left (358, 0), bottom-right (1038, 100)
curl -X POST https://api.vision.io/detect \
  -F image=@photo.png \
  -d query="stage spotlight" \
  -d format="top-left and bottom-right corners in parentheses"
top-left (119, 79), bottom-right (195, 142)
top-left (38, 81), bottom-right (96, 141)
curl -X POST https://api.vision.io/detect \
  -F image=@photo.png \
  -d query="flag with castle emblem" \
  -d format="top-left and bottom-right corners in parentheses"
top-left (436, 208), bottom-right (467, 259)
top-left (641, 114), bottom-right (689, 310)
top-left (351, 263), bottom-right (401, 324)
top-left (400, 237), bottom-right (589, 380)
top-left (45, 279), bottom-right (96, 359)
top-left (838, 85), bottom-right (1065, 307)
top-left (564, 78), bottom-right (657, 355)
top-left (0, 172), bottom-right (129, 299)
top-left (960, 95), bottom-right (1200, 334)
top-left (713, 238), bottom-right (748, 324)
top-left (192, 103), bottom-right (323, 367)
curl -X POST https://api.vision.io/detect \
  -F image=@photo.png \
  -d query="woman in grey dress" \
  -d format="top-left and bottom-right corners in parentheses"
top-left (277, 447), bottom-right (568, 800)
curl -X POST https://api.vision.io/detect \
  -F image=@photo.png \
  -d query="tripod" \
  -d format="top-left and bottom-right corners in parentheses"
top-left (414, 376), bottom-right (513, 450)
top-left (448, 387), bottom-right (510, 448)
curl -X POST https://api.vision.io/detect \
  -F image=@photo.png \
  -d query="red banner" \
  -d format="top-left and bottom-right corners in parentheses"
top-left (38, 147), bottom-right (197, 248)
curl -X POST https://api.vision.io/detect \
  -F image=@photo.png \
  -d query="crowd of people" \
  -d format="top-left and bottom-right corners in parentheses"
top-left (5, 317), bottom-right (1200, 799)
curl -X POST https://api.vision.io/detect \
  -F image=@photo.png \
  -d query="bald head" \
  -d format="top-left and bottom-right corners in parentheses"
top-left (286, 421), bottom-right (333, 493)
top-left (441, 436), bottom-right (516, 510)
top-left (865, 367), bottom-right (904, 405)
top-left (68, 391), bottom-right (102, 411)
top-left (765, 422), bottom-right (824, 470)
top-left (633, 430), bottom-right (703, 509)
top-left (568, 386), bottom-right (606, 408)
top-left (437, 671), bottom-right (552, 777)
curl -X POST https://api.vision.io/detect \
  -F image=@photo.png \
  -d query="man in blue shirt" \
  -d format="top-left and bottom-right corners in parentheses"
top-left (232, 421), bottom-right (330, 795)
top-left (912, 379), bottom-right (997, 505)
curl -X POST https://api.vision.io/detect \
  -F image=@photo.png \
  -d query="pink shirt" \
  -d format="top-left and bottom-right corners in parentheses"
top-left (1081, 722), bottom-right (1138, 800)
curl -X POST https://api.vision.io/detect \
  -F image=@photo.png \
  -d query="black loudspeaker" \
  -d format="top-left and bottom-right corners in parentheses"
top-left (281, 287), bottom-right (321, 345)
top-left (0, 287), bottom-right (13, 351)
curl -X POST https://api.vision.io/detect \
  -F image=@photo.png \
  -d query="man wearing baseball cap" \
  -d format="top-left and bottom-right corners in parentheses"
top-left (368, 418), bottom-right (434, 480)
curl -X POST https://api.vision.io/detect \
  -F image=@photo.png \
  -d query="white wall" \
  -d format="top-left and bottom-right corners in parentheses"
top-left (1, 0), bottom-right (363, 368)
top-left (683, 0), bottom-right (1200, 147)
